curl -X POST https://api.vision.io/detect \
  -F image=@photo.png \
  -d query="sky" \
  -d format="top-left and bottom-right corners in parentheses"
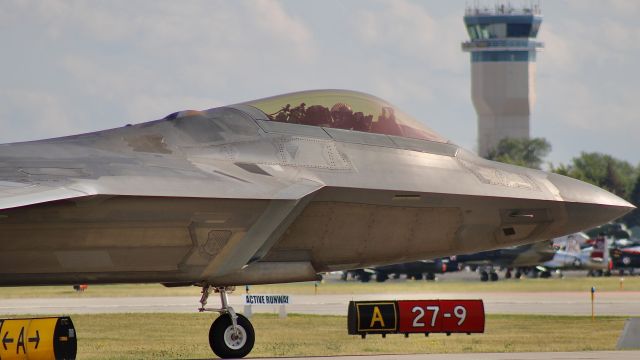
top-left (1, 0), bottom-right (639, 167)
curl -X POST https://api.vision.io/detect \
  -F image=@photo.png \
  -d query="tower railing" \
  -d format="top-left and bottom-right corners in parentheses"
top-left (462, 39), bottom-right (544, 51)
top-left (465, 3), bottom-right (541, 16)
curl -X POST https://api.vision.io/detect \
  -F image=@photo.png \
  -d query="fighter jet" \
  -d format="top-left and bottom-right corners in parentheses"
top-left (343, 258), bottom-right (454, 282)
top-left (453, 241), bottom-right (557, 281)
top-left (0, 90), bottom-right (633, 358)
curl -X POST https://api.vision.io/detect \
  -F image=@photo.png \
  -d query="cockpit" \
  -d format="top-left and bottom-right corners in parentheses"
top-left (243, 90), bottom-right (447, 144)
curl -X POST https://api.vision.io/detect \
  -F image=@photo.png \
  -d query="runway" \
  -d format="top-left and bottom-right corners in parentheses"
top-left (1, 291), bottom-right (639, 316)
top-left (251, 351), bottom-right (640, 360)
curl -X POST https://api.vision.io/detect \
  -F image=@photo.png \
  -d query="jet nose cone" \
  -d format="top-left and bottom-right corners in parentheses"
top-left (547, 173), bottom-right (635, 231)
top-left (548, 173), bottom-right (634, 209)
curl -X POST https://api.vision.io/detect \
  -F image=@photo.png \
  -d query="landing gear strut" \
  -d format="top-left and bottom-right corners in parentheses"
top-left (199, 285), bottom-right (255, 358)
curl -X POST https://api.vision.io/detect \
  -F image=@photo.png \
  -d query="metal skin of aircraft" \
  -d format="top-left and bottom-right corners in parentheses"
top-left (0, 90), bottom-right (634, 358)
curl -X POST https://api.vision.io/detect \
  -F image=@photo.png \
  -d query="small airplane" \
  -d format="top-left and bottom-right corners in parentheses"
top-left (543, 234), bottom-right (611, 276)
top-left (0, 90), bottom-right (633, 358)
top-left (611, 245), bottom-right (640, 275)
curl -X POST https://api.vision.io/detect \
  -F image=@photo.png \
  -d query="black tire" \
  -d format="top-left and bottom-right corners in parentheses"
top-left (595, 270), bottom-right (604, 277)
top-left (505, 270), bottom-right (512, 279)
top-left (375, 273), bottom-right (389, 282)
top-left (426, 273), bottom-right (435, 281)
top-left (489, 272), bottom-right (498, 281)
top-left (515, 271), bottom-right (522, 279)
top-left (359, 273), bottom-right (371, 282)
top-left (413, 273), bottom-right (423, 280)
top-left (209, 314), bottom-right (255, 359)
top-left (480, 271), bottom-right (489, 282)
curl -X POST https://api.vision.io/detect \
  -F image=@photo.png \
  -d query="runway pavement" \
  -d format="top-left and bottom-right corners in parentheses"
top-left (249, 351), bottom-right (640, 360)
top-left (0, 291), bottom-right (639, 316)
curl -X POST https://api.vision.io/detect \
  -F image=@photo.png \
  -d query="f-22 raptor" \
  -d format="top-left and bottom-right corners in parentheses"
top-left (0, 90), bottom-right (633, 358)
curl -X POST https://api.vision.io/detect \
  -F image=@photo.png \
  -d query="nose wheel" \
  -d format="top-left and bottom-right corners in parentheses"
top-left (199, 285), bottom-right (255, 358)
top-left (209, 313), bottom-right (255, 358)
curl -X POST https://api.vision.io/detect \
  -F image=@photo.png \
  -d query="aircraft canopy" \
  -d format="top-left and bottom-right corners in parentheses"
top-left (245, 90), bottom-right (447, 143)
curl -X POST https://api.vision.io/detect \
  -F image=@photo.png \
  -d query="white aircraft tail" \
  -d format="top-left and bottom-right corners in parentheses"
top-left (564, 236), bottom-right (582, 255)
top-left (603, 237), bottom-right (611, 270)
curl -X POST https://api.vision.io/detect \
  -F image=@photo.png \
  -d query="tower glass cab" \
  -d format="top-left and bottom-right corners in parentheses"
top-left (462, 4), bottom-right (543, 157)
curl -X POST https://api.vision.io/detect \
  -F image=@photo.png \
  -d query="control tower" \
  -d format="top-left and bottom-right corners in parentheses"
top-left (462, 3), bottom-right (543, 157)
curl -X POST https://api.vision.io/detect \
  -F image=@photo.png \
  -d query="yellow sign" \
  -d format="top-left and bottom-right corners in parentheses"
top-left (369, 306), bottom-right (386, 328)
top-left (0, 317), bottom-right (76, 360)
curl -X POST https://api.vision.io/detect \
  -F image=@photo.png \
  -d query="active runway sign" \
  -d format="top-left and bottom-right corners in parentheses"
top-left (348, 300), bottom-right (484, 338)
top-left (243, 294), bottom-right (290, 305)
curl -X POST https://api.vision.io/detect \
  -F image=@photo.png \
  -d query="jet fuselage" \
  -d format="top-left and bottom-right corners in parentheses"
top-left (0, 90), bottom-right (633, 286)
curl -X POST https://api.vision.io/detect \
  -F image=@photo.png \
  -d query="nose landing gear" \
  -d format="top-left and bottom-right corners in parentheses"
top-left (199, 285), bottom-right (255, 359)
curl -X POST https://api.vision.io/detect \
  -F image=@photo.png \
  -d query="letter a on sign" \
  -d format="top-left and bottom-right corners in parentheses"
top-left (370, 306), bottom-right (385, 328)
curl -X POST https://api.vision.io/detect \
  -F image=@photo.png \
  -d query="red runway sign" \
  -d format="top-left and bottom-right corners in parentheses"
top-left (348, 299), bottom-right (484, 337)
top-left (398, 300), bottom-right (484, 334)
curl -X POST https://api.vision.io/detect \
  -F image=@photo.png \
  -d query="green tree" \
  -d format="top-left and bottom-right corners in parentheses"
top-left (622, 173), bottom-right (640, 227)
top-left (551, 152), bottom-right (636, 200)
top-left (486, 137), bottom-right (551, 169)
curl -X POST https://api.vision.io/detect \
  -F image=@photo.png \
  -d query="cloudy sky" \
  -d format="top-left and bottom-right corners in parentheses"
top-left (1, 0), bottom-right (638, 167)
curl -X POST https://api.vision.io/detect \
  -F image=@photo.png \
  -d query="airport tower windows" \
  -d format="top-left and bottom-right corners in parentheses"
top-left (530, 21), bottom-right (541, 37)
top-left (488, 23), bottom-right (507, 38)
top-left (465, 16), bottom-right (541, 40)
top-left (466, 25), bottom-right (479, 40)
top-left (507, 23), bottom-right (532, 37)
top-left (244, 90), bottom-right (447, 143)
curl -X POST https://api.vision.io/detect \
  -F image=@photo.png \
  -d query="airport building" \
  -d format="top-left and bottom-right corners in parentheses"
top-left (462, 3), bottom-right (543, 157)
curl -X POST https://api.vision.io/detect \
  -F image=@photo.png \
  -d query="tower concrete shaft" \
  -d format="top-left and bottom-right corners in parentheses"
top-left (462, 4), bottom-right (543, 157)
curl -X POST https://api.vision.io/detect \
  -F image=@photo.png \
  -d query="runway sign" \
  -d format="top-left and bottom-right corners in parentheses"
top-left (348, 301), bottom-right (398, 335)
top-left (0, 316), bottom-right (76, 360)
top-left (243, 294), bottom-right (290, 305)
top-left (348, 300), bottom-right (484, 337)
top-left (243, 294), bottom-right (291, 319)
top-left (398, 300), bottom-right (484, 334)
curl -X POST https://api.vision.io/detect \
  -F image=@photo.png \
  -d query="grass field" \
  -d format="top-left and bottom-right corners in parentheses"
top-left (24, 313), bottom-right (622, 359)
top-left (0, 275), bottom-right (638, 299)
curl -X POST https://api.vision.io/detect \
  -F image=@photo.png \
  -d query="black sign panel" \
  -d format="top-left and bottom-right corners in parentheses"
top-left (348, 301), bottom-right (398, 335)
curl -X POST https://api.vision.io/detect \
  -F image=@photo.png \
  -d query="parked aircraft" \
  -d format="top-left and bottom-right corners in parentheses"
top-left (453, 241), bottom-right (557, 281)
top-left (611, 246), bottom-right (640, 274)
top-left (543, 235), bottom-right (611, 276)
top-left (343, 258), bottom-right (454, 282)
top-left (551, 232), bottom-right (590, 248)
top-left (0, 90), bottom-right (633, 358)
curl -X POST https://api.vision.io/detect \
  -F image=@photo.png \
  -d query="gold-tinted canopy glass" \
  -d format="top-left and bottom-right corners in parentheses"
top-left (244, 90), bottom-right (446, 143)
